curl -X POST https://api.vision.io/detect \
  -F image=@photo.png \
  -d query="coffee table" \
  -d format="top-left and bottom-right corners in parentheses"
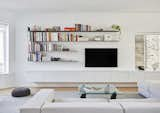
top-left (79, 84), bottom-right (119, 98)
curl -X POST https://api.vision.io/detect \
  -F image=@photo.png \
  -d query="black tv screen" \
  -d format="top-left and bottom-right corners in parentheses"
top-left (85, 48), bottom-right (118, 67)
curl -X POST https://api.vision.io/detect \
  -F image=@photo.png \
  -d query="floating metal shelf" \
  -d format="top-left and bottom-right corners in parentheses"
top-left (28, 30), bottom-right (120, 33)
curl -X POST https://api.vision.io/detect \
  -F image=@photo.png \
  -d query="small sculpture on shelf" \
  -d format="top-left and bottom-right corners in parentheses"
top-left (51, 57), bottom-right (61, 61)
top-left (95, 28), bottom-right (104, 31)
top-left (111, 24), bottom-right (121, 32)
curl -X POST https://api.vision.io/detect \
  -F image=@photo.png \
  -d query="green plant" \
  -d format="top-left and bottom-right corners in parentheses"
top-left (111, 24), bottom-right (121, 31)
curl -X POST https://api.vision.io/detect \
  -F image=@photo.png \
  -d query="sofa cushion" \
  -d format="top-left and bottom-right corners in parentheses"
top-left (137, 81), bottom-right (151, 97)
top-left (41, 102), bottom-right (123, 113)
top-left (138, 80), bottom-right (160, 98)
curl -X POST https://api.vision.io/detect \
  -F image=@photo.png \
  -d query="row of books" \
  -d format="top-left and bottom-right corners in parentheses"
top-left (29, 32), bottom-right (84, 42)
top-left (28, 53), bottom-right (43, 62)
top-left (75, 24), bottom-right (91, 31)
top-left (30, 32), bottom-right (58, 42)
top-left (28, 42), bottom-right (65, 52)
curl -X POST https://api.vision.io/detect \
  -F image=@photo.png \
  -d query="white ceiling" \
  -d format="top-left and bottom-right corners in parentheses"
top-left (0, 0), bottom-right (160, 13)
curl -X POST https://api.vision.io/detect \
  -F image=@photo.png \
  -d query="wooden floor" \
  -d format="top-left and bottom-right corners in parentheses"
top-left (52, 87), bottom-right (137, 92)
top-left (0, 87), bottom-right (137, 95)
top-left (117, 87), bottom-right (137, 92)
top-left (0, 88), bottom-right (14, 95)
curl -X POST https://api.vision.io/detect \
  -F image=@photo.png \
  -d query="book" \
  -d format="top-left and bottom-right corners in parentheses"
top-left (52, 33), bottom-right (58, 41)
top-left (64, 27), bottom-right (76, 31)
top-left (42, 32), bottom-right (46, 42)
top-left (75, 24), bottom-right (81, 31)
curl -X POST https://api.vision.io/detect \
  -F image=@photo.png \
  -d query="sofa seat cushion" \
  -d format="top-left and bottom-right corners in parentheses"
top-left (55, 98), bottom-right (108, 103)
top-left (41, 102), bottom-right (123, 113)
top-left (119, 102), bottom-right (160, 113)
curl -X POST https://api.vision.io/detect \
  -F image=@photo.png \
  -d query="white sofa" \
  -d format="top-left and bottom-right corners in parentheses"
top-left (20, 89), bottom-right (160, 113)
top-left (138, 80), bottom-right (160, 98)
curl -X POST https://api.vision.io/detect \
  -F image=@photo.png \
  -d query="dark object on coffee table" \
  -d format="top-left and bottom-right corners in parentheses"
top-left (110, 92), bottom-right (117, 99)
top-left (11, 87), bottom-right (31, 97)
top-left (80, 93), bottom-right (86, 98)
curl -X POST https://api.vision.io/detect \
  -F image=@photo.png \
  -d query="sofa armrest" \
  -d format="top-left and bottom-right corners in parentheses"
top-left (20, 101), bottom-right (42, 113)
top-left (20, 89), bottom-right (55, 113)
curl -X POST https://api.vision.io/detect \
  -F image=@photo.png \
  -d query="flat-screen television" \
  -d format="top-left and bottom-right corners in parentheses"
top-left (85, 48), bottom-right (118, 67)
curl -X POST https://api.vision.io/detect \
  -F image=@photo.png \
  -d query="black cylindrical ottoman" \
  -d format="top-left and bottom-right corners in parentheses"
top-left (11, 87), bottom-right (31, 97)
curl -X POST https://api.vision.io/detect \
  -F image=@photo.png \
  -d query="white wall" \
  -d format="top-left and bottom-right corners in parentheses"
top-left (14, 12), bottom-right (160, 86)
top-left (0, 12), bottom-right (15, 88)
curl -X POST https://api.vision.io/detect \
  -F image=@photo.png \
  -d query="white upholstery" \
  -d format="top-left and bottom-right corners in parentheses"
top-left (149, 81), bottom-right (160, 98)
top-left (110, 98), bottom-right (160, 113)
top-left (138, 80), bottom-right (160, 98)
top-left (41, 102), bottom-right (123, 113)
top-left (137, 80), bottom-right (151, 97)
top-left (20, 88), bottom-right (160, 113)
top-left (20, 89), bottom-right (55, 113)
top-left (119, 102), bottom-right (160, 113)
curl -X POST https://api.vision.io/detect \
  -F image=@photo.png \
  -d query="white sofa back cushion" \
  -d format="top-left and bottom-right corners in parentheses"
top-left (41, 102), bottom-right (123, 113)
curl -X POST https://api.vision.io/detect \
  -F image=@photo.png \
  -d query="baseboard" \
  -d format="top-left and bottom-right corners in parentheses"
top-left (2, 82), bottom-right (137, 90)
